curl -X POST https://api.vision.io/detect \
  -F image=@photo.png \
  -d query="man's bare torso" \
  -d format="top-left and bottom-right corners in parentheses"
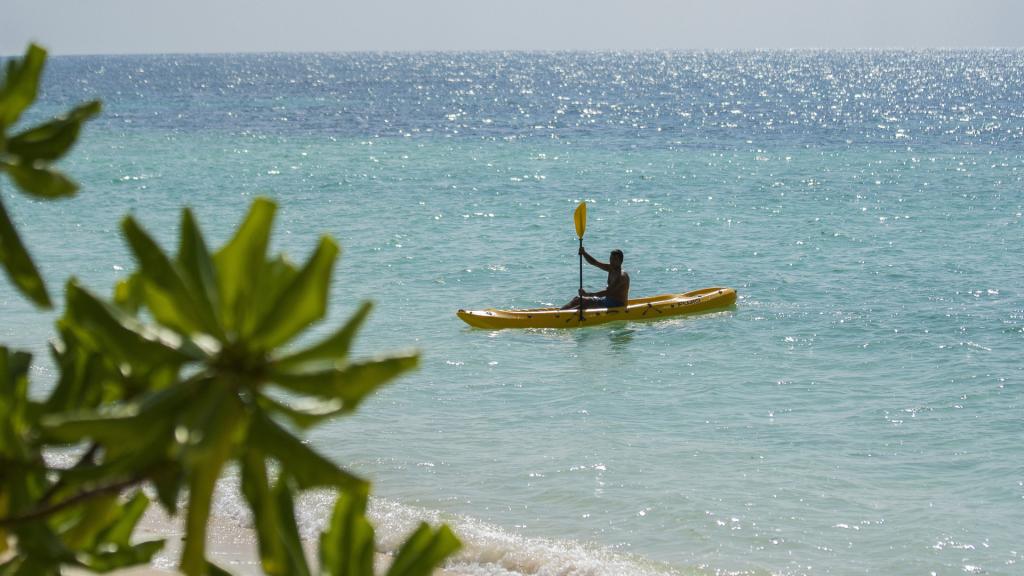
top-left (606, 267), bottom-right (630, 305)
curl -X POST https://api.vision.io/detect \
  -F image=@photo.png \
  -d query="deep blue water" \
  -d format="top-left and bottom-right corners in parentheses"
top-left (3, 51), bottom-right (1022, 576)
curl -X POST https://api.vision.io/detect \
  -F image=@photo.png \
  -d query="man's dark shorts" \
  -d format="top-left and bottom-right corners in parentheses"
top-left (581, 296), bottom-right (625, 309)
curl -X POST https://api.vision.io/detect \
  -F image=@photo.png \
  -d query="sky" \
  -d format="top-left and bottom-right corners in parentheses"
top-left (3, 0), bottom-right (1023, 55)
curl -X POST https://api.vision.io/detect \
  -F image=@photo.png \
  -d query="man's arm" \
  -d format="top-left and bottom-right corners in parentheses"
top-left (580, 247), bottom-right (610, 271)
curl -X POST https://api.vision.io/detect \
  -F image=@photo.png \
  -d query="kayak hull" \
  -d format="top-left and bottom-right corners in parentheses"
top-left (457, 287), bottom-right (737, 329)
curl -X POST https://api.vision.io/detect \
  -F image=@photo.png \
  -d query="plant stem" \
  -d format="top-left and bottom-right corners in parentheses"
top-left (0, 471), bottom-right (150, 527)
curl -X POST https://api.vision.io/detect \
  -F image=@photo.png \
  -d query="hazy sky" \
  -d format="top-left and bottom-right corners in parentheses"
top-left (3, 0), bottom-right (1022, 55)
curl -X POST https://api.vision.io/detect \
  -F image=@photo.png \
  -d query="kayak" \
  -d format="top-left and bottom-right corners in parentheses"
top-left (457, 287), bottom-right (737, 329)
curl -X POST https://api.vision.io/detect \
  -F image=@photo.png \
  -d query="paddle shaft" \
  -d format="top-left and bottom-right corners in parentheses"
top-left (578, 238), bottom-right (584, 321)
top-left (573, 201), bottom-right (587, 323)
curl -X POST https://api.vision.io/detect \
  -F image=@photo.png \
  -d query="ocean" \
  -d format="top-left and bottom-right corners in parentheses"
top-left (3, 51), bottom-right (1022, 575)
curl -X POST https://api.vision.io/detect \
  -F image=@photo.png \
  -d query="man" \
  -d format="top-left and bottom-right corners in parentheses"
top-left (561, 248), bottom-right (630, 310)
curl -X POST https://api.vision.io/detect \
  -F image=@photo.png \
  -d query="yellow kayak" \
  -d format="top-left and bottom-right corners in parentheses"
top-left (457, 287), bottom-right (737, 329)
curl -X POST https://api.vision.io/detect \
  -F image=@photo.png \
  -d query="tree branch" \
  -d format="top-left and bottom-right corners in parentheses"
top-left (0, 471), bottom-right (150, 527)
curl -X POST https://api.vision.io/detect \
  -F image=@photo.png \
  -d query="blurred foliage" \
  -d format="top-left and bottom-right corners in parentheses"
top-left (0, 43), bottom-right (101, 308)
top-left (0, 44), bottom-right (460, 576)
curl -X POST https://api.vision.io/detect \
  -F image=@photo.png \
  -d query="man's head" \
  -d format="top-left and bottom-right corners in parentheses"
top-left (610, 249), bottom-right (624, 267)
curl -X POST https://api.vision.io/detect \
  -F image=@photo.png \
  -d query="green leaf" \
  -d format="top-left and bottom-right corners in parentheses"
top-left (55, 316), bottom-right (185, 400)
top-left (240, 452), bottom-right (288, 575)
top-left (152, 462), bottom-right (185, 515)
top-left (0, 348), bottom-right (33, 454)
top-left (43, 327), bottom-right (108, 414)
top-left (271, 479), bottom-right (311, 576)
top-left (96, 491), bottom-right (150, 547)
top-left (1, 465), bottom-right (54, 545)
top-left (250, 236), bottom-right (339, 349)
top-left (272, 301), bottom-right (373, 371)
top-left (204, 561), bottom-right (233, 576)
top-left (78, 540), bottom-right (164, 573)
top-left (242, 254), bottom-right (298, 338)
top-left (175, 383), bottom-right (247, 468)
top-left (0, 347), bottom-right (32, 386)
top-left (179, 390), bottom-right (243, 576)
top-left (256, 393), bottom-right (344, 430)
top-left (122, 216), bottom-right (217, 336)
top-left (6, 100), bottom-right (101, 161)
top-left (4, 551), bottom-right (62, 576)
top-left (176, 208), bottom-right (222, 334)
top-left (0, 198), bottom-right (50, 307)
top-left (6, 504), bottom-right (71, 571)
top-left (213, 197), bottom-right (276, 334)
top-left (319, 486), bottom-right (375, 576)
top-left (63, 280), bottom-right (205, 369)
top-left (2, 160), bottom-right (78, 199)
top-left (61, 495), bottom-right (119, 549)
top-left (112, 273), bottom-right (144, 313)
top-left (50, 443), bottom-right (164, 505)
top-left (0, 44), bottom-right (46, 126)
top-left (384, 523), bottom-right (461, 576)
top-left (248, 411), bottom-right (365, 491)
top-left (41, 381), bottom-right (193, 445)
top-left (271, 354), bottom-right (419, 413)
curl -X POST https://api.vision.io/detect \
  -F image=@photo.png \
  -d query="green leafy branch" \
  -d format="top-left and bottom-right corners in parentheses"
top-left (0, 43), bottom-right (100, 308)
top-left (0, 44), bottom-right (461, 576)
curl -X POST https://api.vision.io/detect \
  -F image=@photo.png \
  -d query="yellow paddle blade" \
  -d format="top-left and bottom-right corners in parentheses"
top-left (573, 201), bottom-right (587, 238)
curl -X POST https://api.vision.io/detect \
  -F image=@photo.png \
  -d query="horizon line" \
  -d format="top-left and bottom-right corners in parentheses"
top-left (5, 46), bottom-right (1024, 58)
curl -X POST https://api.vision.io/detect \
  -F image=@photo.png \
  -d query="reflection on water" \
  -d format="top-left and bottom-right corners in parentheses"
top-left (607, 326), bottom-right (636, 352)
top-left (463, 322), bottom-right (637, 359)
top-left (567, 321), bottom-right (638, 355)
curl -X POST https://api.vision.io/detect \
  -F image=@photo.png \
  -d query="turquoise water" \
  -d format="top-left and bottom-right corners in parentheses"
top-left (3, 52), bottom-right (1022, 575)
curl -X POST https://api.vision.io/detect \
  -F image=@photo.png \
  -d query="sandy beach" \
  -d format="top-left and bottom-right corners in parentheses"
top-left (61, 506), bottom-right (462, 576)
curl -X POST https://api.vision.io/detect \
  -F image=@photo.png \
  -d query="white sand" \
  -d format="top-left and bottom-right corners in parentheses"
top-left (63, 506), bottom-right (464, 576)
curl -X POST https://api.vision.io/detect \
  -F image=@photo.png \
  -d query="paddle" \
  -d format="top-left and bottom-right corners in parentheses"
top-left (573, 201), bottom-right (587, 322)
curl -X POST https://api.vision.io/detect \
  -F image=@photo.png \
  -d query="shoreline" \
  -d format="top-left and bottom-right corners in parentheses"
top-left (61, 505), bottom-right (464, 576)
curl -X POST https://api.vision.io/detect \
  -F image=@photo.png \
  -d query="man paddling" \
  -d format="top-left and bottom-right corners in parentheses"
top-left (561, 248), bottom-right (630, 310)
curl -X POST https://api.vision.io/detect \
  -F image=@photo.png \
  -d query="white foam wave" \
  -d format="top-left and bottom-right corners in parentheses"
top-left (207, 478), bottom-right (692, 576)
top-left (369, 499), bottom-right (690, 576)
